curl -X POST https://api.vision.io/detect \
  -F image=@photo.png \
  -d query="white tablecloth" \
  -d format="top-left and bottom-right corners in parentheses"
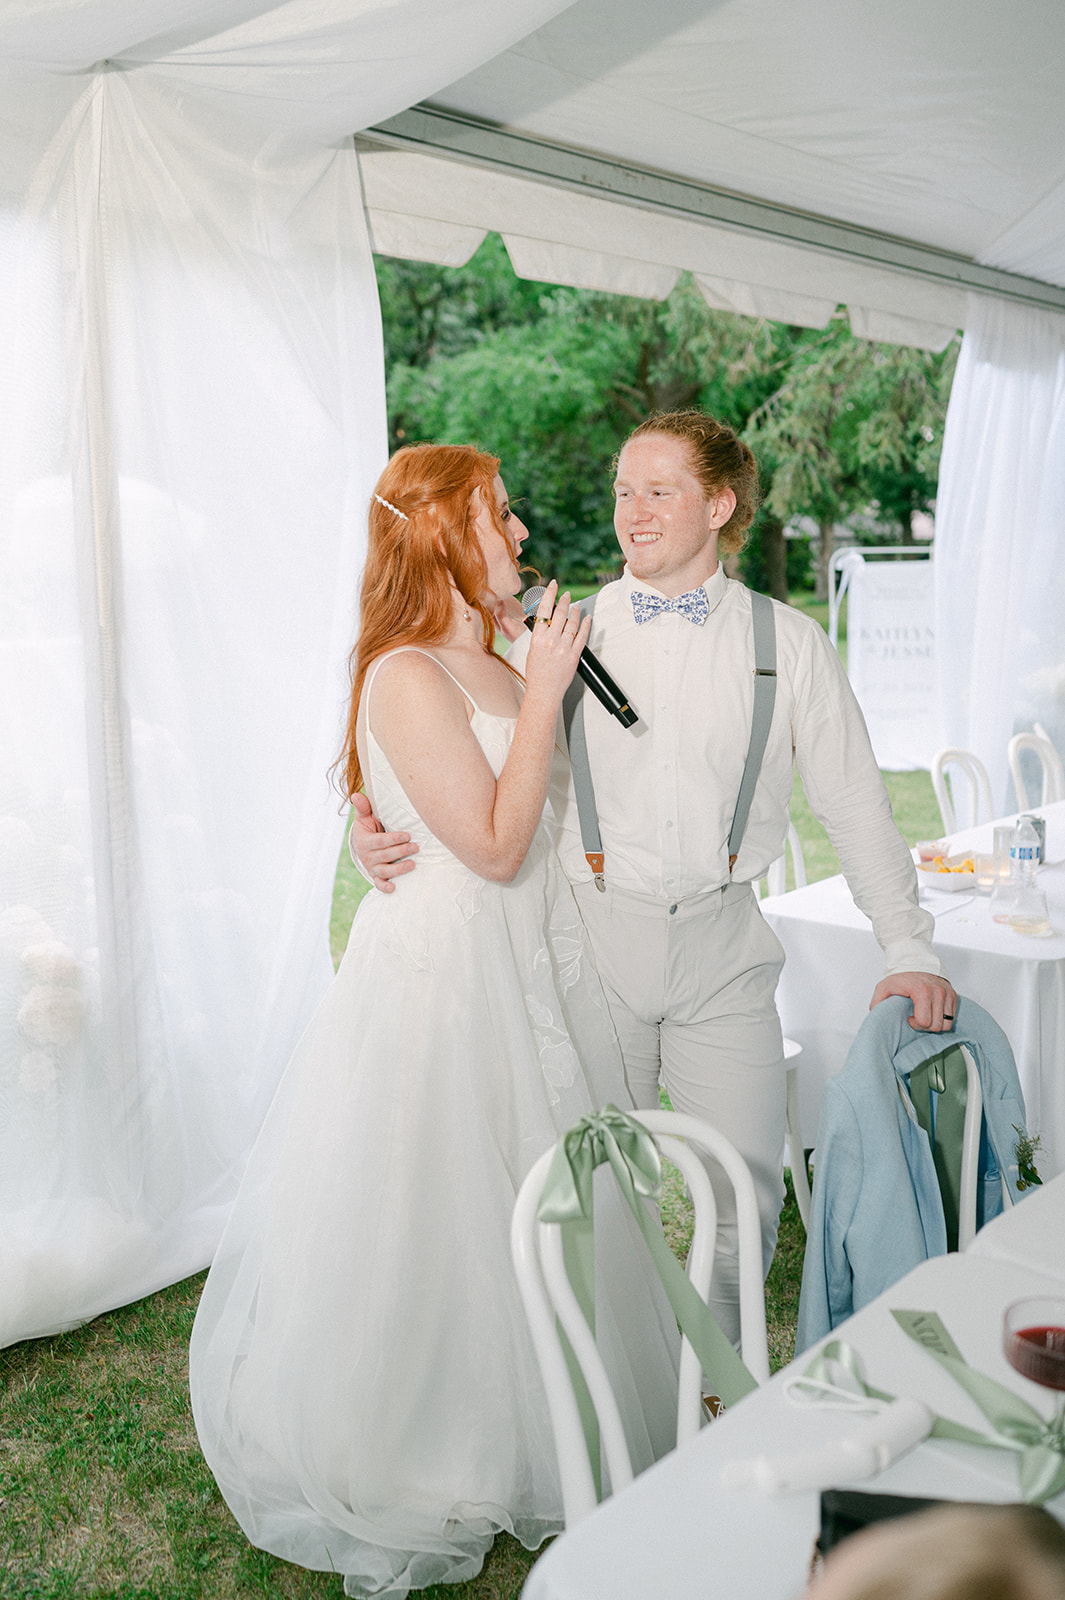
top-left (969, 1171), bottom-right (1065, 1285)
top-left (763, 801), bottom-right (1065, 1174)
top-left (524, 1252), bottom-right (1065, 1600)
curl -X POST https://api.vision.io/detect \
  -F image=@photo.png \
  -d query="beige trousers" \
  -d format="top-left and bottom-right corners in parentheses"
top-left (573, 877), bottom-right (787, 1345)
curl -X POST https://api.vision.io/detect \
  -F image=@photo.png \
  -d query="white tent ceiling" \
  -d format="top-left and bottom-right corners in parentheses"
top-left (359, 0), bottom-right (1065, 349)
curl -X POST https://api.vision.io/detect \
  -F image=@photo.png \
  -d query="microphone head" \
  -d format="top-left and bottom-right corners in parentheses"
top-left (521, 585), bottom-right (548, 616)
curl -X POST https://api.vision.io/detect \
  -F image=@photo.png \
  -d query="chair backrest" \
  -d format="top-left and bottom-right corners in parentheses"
top-left (930, 747), bottom-right (994, 834)
top-left (908, 1043), bottom-right (1014, 1252)
top-left (1007, 730), bottom-right (1065, 812)
top-left (510, 1109), bottom-right (769, 1527)
top-left (763, 820), bottom-right (808, 898)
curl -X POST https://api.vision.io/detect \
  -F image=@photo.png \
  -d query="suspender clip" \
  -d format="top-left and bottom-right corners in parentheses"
top-left (587, 852), bottom-right (606, 892)
top-left (754, 667), bottom-right (777, 677)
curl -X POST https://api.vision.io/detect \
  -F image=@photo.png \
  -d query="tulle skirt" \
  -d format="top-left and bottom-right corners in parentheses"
top-left (189, 834), bottom-right (679, 1597)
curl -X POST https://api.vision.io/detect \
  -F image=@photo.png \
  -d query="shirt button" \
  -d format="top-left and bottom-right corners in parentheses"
top-left (665, 820), bottom-right (673, 829)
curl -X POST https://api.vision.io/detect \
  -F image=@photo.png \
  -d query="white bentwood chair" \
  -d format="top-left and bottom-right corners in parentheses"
top-left (758, 823), bottom-right (811, 1228)
top-left (511, 1109), bottom-right (769, 1527)
top-left (784, 1041), bottom-right (811, 1230)
top-left (764, 820), bottom-right (808, 899)
top-left (1007, 726), bottom-right (1065, 813)
top-left (930, 747), bottom-right (995, 835)
top-left (892, 1040), bottom-right (1014, 1253)
top-left (951, 1045), bottom-right (1014, 1250)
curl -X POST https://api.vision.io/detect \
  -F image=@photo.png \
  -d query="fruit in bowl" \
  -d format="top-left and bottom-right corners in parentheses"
top-left (916, 852), bottom-right (976, 891)
top-left (927, 854), bottom-right (975, 874)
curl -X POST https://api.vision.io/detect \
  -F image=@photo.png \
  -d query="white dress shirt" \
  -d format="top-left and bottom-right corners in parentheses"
top-left (512, 566), bottom-right (941, 979)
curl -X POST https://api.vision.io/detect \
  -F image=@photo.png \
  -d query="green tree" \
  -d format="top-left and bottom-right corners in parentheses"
top-left (375, 235), bottom-right (546, 373)
top-left (744, 314), bottom-right (958, 597)
top-left (375, 242), bottom-right (956, 597)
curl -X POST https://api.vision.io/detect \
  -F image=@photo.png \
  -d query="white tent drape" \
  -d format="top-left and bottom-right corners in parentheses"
top-left (934, 295), bottom-right (1065, 816)
top-left (0, 70), bottom-right (384, 1344)
top-left (0, 0), bottom-right (572, 1347)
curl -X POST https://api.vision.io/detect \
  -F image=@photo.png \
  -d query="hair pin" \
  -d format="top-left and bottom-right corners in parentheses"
top-left (374, 492), bottom-right (409, 521)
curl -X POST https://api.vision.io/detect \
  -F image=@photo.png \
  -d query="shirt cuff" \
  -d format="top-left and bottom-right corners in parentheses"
top-left (881, 939), bottom-right (946, 979)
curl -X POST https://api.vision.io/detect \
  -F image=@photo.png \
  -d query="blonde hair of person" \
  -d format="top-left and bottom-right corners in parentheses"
top-left (810, 1503), bottom-right (1065, 1600)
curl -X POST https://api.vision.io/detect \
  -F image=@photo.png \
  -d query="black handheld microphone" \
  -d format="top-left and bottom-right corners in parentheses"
top-left (522, 585), bottom-right (639, 729)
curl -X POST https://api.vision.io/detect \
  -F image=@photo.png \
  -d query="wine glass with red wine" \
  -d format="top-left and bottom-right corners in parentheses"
top-left (1003, 1297), bottom-right (1065, 1443)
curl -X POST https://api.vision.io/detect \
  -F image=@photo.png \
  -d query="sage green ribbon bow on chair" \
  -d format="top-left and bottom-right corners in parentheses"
top-left (512, 1104), bottom-right (768, 1524)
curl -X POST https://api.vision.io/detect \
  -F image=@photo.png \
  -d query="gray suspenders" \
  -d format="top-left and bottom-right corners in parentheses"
top-left (562, 619), bottom-right (605, 886)
top-left (562, 589), bottom-right (778, 892)
top-left (727, 590), bottom-right (778, 872)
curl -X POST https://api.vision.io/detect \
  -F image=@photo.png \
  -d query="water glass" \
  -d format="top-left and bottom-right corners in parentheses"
top-left (993, 825), bottom-right (1013, 859)
top-left (975, 854), bottom-right (998, 894)
top-left (1008, 886), bottom-right (1052, 937)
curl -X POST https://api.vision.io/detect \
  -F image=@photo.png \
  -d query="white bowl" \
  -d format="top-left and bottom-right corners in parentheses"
top-left (917, 853), bottom-right (975, 892)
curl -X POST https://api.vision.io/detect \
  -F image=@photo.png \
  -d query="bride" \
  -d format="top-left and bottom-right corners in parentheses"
top-left (189, 443), bottom-right (678, 1599)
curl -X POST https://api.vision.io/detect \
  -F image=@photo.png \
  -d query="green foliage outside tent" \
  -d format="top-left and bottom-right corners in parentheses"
top-left (375, 235), bottom-right (959, 596)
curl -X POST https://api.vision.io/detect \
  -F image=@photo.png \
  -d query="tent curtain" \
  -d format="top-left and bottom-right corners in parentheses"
top-left (0, 0), bottom-right (576, 1349)
top-left (934, 294), bottom-right (1065, 817)
top-left (0, 68), bottom-right (390, 1345)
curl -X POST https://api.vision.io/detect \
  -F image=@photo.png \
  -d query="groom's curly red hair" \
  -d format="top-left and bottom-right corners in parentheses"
top-left (338, 442), bottom-right (508, 800)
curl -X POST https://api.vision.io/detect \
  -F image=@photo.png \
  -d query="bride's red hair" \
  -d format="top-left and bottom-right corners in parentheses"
top-left (338, 442), bottom-right (510, 799)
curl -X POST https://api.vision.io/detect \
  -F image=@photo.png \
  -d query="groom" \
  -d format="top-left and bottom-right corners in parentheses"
top-left (352, 410), bottom-right (955, 1338)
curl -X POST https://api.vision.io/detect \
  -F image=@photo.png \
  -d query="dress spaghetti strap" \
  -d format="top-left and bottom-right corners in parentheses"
top-left (364, 647), bottom-right (483, 734)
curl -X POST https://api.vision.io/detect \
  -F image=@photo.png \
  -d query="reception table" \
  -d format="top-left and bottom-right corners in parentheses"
top-left (762, 800), bottom-right (1065, 1175)
top-left (523, 1250), bottom-right (1065, 1600)
top-left (968, 1170), bottom-right (1065, 1285)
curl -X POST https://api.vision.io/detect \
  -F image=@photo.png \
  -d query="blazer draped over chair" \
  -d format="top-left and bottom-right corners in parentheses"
top-left (796, 996), bottom-right (1030, 1352)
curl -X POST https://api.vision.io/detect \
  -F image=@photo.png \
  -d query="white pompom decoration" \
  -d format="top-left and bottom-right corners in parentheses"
top-left (21, 940), bottom-right (81, 986)
top-left (17, 984), bottom-right (85, 1047)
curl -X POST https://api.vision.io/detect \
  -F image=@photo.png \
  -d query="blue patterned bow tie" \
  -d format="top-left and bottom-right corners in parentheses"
top-left (631, 587), bottom-right (710, 626)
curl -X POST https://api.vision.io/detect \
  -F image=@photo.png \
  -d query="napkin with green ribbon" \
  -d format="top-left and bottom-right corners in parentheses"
top-left (536, 1105), bottom-right (758, 1495)
top-left (800, 1312), bottom-right (1065, 1504)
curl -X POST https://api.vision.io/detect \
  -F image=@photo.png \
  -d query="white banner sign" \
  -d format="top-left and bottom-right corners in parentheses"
top-left (838, 551), bottom-right (939, 771)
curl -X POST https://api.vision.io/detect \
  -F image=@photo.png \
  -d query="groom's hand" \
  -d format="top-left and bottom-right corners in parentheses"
top-left (350, 791), bottom-right (418, 894)
top-left (870, 971), bottom-right (958, 1032)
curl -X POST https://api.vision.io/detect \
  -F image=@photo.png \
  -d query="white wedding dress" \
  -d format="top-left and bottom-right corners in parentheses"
top-left (189, 653), bottom-right (679, 1599)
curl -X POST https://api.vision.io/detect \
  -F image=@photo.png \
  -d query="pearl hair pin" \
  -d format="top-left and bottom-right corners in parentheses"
top-left (374, 492), bottom-right (408, 521)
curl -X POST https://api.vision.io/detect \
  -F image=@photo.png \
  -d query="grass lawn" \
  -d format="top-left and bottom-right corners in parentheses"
top-left (0, 590), bottom-right (941, 1600)
top-left (0, 1180), bottom-right (807, 1600)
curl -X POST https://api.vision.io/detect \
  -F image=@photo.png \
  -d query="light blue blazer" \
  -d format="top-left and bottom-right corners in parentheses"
top-left (795, 995), bottom-right (1031, 1353)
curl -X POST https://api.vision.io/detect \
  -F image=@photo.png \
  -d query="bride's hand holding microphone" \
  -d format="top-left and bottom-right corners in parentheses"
top-left (521, 580), bottom-right (592, 710)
